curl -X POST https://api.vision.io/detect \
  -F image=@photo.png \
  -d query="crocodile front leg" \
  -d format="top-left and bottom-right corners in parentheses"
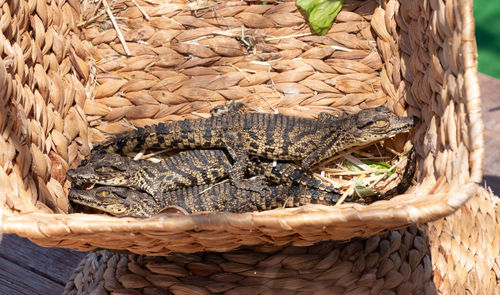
top-left (247, 157), bottom-right (339, 194)
top-left (222, 131), bottom-right (270, 192)
top-left (210, 101), bottom-right (248, 117)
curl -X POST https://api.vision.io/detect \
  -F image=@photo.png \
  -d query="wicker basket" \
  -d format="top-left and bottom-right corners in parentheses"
top-left (62, 187), bottom-right (500, 294)
top-left (0, 0), bottom-right (484, 254)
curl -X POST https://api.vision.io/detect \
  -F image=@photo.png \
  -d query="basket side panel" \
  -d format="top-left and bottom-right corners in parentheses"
top-left (427, 187), bottom-right (500, 294)
top-left (372, 0), bottom-right (483, 189)
top-left (0, 0), bottom-right (91, 215)
top-left (60, 188), bottom-right (500, 294)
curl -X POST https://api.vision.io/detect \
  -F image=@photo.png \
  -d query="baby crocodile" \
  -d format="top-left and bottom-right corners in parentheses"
top-left (67, 149), bottom-right (338, 198)
top-left (68, 147), bottom-right (416, 217)
top-left (69, 146), bottom-right (415, 218)
top-left (69, 182), bottom-right (349, 217)
top-left (92, 104), bottom-right (416, 188)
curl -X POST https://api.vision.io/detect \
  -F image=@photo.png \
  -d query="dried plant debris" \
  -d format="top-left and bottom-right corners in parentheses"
top-left (315, 139), bottom-right (415, 204)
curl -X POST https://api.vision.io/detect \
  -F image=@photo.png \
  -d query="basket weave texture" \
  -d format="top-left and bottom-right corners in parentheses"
top-left (0, 0), bottom-right (484, 254)
top-left (63, 186), bottom-right (500, 295)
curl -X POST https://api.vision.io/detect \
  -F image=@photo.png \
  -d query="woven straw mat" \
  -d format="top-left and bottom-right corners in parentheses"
top-left (63, 187), bottom-right (500, 295)
top-left (0, 0), bottom-right (484, 254)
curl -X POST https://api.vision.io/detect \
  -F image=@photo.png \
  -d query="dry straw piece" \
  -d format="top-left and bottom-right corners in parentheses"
top-left (62, 187), bottom-right (500, 294)
top-left (0, 0), bottom-right (484, 254)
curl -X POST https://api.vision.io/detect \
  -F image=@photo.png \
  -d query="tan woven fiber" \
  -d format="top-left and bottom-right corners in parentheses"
top-left (62, 186), bottom-right (500, 295)
top-left (427, 187), bottom-right (500, 294)
top-left (0, 0), bottom-right (485, 254)
top-left (0, 0), bottom-right (90, 209)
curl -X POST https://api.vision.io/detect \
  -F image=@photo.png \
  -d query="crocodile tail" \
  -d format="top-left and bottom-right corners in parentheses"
top-left (247, 157), bottom-right (339, 193)
top-left (267, 186), bottom-right (341, 209)
top-left (296, 186), bottom-right (341, 206)
top-left (379, 146), bottom-right (416, 200)
top-left (163, 183), bottom-right (240, 213)
top-left (92, 118), bottom-right (219, 155)
top-left (92, 125), bottom-right (158, 155)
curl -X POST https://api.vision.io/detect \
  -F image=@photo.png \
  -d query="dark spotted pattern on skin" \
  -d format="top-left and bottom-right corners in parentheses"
top-left (67, 149), bottom-right (340, 199)
top-left (68, 146), bottom-right (416, 217)
top-left (69, 182), bottom-right (349, 217)
top-left (71, 103), bottom-right (417, 216)
top-left (92, 104), bottom-right (416, 188)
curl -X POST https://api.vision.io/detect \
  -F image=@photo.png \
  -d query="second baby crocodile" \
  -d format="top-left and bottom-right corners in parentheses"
top-left (67, 149), bottom-right (339, 198)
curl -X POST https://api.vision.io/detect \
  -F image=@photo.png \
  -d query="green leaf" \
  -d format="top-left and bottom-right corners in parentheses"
top-left (364, 161), bottom-right (391, 169)
top-left (353, 178), bottom-right (378, 198)
top-left (363, 160), bottom-right (394, 177)
top-left (296, 0), bottom-right (323, 13)
top-left (344, 160), bottom-right (362, 172)
top-left (296, 0), bottom-right (344, 35)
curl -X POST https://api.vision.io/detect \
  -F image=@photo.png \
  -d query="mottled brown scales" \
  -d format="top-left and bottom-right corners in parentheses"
top-left (69, 186), bottom-right (158, 217)
top-left (68, 147), bottom-right (416, 217)
top-left (69, 183), bottom-right (347, 217)
top-left (67, 149), bottom-right (338, 198)
top-left (92, 104), bottom-right (416, 189)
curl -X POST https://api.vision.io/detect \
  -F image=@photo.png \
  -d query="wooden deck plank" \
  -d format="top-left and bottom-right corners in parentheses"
top-left (0, 254), bottom-right (66, 295)
top-left (479, 73), bottom-right (500, 195)
top-left (0, 234), bottom-right (86, 285)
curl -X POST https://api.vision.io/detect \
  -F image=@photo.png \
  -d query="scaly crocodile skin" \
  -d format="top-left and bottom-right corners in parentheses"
top-left (67, 149), bottom-right (338, 198)
top-left (68, 147), bottom-right (415, 217)
top-left (91, 103), bottom-right (416, 189)
top-left (69, 182), bottom-right (347, 217)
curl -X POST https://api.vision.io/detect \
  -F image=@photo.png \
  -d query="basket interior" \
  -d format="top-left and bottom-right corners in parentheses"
top-left (0, 0), bottom-right (483, 251)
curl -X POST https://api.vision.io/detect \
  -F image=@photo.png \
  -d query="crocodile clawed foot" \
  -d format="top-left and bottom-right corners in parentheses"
top-left (233, 178), bottom-right (271, 194)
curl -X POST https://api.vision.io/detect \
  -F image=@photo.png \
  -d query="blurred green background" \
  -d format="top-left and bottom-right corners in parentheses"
top-left (474, 0), bottom-right (500, 79)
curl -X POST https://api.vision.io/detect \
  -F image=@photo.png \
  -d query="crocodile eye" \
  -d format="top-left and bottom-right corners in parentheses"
top-left (97, 190), bottom-right (110, 197)
top-left (96, 166), bottom-right (114, 174)
top-left (374, 120), bottom-right (388, 127)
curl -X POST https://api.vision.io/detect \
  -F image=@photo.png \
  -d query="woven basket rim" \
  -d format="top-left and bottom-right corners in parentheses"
top-left (1, 182), bottom-right (477, 239)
